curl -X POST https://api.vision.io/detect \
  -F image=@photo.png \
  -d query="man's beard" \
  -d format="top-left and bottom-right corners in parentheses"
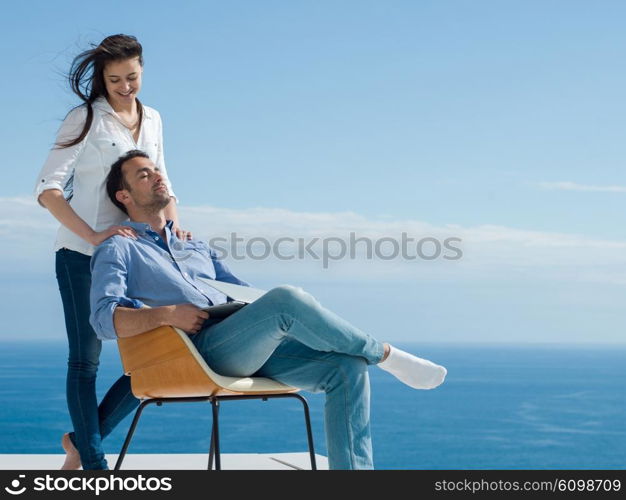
top-left (141, 192), bottom-right (171, 215)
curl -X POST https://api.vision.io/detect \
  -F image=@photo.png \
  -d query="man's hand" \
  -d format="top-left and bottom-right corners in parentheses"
top-left (114, 304), bottom-right (209, 338)
top-left (166, 304), bottom-right (209, 334)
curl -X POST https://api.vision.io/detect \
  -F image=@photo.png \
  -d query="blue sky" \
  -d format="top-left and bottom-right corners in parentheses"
top-left (1, 0), bottom-right (625, 343)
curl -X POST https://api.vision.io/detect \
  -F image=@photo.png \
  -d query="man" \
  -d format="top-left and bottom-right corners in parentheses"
top-left (89, 149), bottom-right (447, 470)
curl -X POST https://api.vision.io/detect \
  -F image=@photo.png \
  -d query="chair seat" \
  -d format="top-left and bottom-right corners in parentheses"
top-left (210, 374), bottom-right (295, 394)
top-left (117, 325), bottom-right (297, 399)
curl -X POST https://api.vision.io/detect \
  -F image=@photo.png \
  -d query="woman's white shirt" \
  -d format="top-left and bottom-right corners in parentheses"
top-left (34, 97), bottom-right (177, 256)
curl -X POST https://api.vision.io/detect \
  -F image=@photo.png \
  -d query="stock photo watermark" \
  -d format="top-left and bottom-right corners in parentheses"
top-left (171, 232), bottom-right (463, 269)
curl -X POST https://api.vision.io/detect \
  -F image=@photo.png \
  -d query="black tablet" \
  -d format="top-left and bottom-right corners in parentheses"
top-left (203, 301), bottom-right (247, 319)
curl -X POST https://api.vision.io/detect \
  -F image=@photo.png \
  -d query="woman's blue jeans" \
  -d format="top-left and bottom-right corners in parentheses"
top-left (191, 285), bottom-right (386, 470)
top-left (55, 248), bottom-right (139, 470)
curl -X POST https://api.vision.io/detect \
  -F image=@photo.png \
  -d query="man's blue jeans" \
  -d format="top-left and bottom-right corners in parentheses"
top-left (191, 285), bottom-right (386, 470)
top-left (55, 249), bottom-right (139, 470)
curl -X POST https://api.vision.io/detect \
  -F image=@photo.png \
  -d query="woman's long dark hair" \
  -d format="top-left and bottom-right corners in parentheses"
top-left (57, 34), bottom-right (144, 148)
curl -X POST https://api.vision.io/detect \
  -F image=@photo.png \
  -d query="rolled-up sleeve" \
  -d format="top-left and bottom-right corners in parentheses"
top-left (34, 106), bottom-right (88, 205)
top-left (89, 240), bottom-right (145, 340)
top-left (153, 110), bottom-right (177, 203)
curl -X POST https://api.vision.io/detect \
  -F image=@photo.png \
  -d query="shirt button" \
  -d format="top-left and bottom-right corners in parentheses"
top-left (154, 236), bottom-right (159, 240)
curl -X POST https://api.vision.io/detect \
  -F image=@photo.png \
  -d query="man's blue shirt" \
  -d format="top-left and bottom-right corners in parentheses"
top-left (89, 220), bottom-right (248, 340)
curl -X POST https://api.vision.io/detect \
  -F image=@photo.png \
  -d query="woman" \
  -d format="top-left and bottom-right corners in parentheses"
top-left (34, 34), bottom-right (189, 470)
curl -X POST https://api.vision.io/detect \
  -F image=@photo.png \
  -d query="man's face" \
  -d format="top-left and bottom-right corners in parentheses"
top-left (118, 156), bottom-right (170, 214)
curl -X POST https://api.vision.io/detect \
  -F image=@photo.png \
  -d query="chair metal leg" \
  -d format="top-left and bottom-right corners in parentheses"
top-left (207, 416), bottom-right (216, 470)
top-left (214, 393), bottom-right (317, 470)
top-left (290, 393), bottom-right (317, 470)
top-left (114, 399), bottom-right (153, 470)
top-left (117, 394), bottom-right (316, 471)
top-left (210, 399), bottom-right (221, 470)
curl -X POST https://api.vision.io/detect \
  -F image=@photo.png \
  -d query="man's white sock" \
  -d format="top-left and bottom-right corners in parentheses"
top-left (378, 345), bottom-right (447, 390)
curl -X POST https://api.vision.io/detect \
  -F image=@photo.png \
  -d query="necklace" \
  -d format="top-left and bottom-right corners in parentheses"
top-left (119, 115), bottom-right (140, 130)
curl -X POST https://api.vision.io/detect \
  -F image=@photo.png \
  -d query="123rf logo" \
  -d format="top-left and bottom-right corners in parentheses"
top-left (4, 475), bottom-right (26, 495)
top-left (4, 474), bottom-right (172, 496)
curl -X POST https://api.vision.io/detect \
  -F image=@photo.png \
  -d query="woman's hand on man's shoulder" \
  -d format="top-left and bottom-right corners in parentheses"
top-left (89, 225), bottom-right (138, 247)
top-left (172, 226), bottom-right (193, 241)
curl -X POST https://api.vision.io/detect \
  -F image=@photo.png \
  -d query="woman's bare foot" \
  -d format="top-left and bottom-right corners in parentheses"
top-left (61, 433), bottom-right (81, 470)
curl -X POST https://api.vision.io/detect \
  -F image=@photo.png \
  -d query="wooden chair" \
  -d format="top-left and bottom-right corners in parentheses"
top-left (114, 325), bottom-right (317, 470)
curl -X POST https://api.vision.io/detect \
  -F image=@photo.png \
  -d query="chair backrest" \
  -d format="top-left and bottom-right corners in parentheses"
top-left (117, 325), bottom-right (296, 399)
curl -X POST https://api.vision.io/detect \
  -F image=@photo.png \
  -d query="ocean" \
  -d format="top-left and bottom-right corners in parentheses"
top-left (0, 341), bottom-right (624, 469)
